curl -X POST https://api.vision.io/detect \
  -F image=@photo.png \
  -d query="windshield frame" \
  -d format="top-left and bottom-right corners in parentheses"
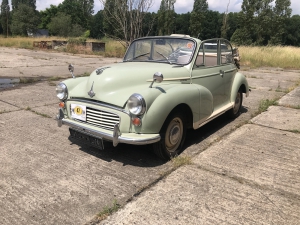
top-left (123, 36), bottom-right (197, 66)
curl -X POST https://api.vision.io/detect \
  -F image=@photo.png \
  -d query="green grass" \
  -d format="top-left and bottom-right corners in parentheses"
top-left (257, 99), bottom-right (279, 114)
top-left (171, 155), bottom-right (192, 169)
top-left (20, 77), bottom-right (41, 84)
top-left (97, 200), bottom-right (121, 220)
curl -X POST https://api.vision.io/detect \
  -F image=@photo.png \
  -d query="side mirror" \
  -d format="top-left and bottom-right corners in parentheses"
top-left (68, 64), bottom-right (75, 78)
top-left (149, 72), bottom-right (164, 88)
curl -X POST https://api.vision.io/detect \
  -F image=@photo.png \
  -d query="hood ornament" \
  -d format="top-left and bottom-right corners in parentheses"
top-left (88, 81), bottom-right (96, 98)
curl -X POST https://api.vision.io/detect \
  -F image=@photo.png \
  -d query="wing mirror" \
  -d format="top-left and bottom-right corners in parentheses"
top-left (68, 64), bottom-right (75, 78)
top-left (149, 72), bottom-right (164, 88)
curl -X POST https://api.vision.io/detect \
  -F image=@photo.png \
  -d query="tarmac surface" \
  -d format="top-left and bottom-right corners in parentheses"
top-left (0, 47), bottom-right (299, 225)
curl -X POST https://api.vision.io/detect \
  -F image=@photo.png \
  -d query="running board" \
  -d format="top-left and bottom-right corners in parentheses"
top-left (193, 103), bottom-right (234, 129)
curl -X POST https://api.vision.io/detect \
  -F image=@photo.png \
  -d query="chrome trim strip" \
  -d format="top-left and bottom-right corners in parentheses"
top-left (68, 98), bottom-right (130, 115)
top-left (61, 119), bottom-right (161, 145)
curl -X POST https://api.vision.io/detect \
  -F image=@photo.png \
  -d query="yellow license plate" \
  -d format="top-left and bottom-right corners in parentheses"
top-left (71, 104), bottom-right (86, 121)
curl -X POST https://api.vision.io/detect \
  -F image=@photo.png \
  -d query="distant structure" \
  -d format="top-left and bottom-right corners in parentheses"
top-left (28, 29), bottom-right (49, 37)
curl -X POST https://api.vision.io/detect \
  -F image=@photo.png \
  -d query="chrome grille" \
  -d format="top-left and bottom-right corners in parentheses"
top-left (85, 107), bottom-right (120, 130)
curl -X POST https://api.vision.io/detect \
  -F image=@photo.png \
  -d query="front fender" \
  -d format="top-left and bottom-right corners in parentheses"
top-left (230, 72), bottom-right (249, 102)
top-left (134, 84), bottom-right (213, 133)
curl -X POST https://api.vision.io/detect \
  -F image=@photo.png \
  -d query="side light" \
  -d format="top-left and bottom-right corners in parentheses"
top-left (132, 117), bottom-right (142, 127)
top-left (59, 102), bottom-right (65, 108)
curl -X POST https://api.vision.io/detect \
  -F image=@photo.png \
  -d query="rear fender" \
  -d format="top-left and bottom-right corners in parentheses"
top-left (230, 72), bottom-right (249, 102)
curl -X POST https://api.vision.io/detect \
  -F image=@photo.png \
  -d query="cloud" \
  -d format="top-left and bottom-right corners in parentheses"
top-left (36, 0), bottom-right (300, 15)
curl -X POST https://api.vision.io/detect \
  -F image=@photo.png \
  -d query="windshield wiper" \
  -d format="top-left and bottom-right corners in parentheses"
top-left (156, 51), bottom-right (172, 64)
top-left (125, 52), bottom-right (150, 61)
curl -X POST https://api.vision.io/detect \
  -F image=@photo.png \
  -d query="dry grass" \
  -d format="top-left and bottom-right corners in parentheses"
top-left (239, 46), bottom-right (300, 69)
top-left (1, 36), bottom-right (300, 65)
top-left (0, 35), bottom-right (126, 57)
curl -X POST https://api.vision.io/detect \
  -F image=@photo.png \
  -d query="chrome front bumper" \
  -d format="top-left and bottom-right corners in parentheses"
top-left (56, 109), bottom-right (161, 147)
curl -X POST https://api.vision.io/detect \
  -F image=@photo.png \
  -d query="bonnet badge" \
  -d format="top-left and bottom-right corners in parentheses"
top-left (88, 81), bottom-right (96, 98)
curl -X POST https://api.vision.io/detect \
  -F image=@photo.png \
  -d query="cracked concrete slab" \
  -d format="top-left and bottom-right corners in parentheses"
top-left (251, 106), bottom-right (300, 131)
top-left (102, 123), bottom-right (300, 225)
top-left (101, 165), bottom-right (300, 225)
top-left (279, 87), bottom-right (300, 108)
top-left (0, 110), bottom-right (167, 225)
top-left (0, 82), bottom-right (59, 109)
top-left (0, 47), bottom-right (120, 78)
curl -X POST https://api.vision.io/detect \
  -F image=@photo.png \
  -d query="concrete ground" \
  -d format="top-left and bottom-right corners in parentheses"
top-left (0, 47), bottom-right (299, 225)
top-left (100, 87), bottom-right (300, 225)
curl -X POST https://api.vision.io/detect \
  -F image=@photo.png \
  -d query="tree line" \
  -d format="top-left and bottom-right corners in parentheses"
top-left (0, 0), bottom-right (300, 46)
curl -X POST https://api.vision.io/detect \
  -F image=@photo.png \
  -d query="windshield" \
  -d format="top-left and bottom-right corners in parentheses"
top-left (123, 37), bottom-right (196, 65)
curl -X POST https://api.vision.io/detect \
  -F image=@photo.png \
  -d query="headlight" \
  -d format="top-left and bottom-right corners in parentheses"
top-left (56, 83), bottom-right (68, 100)
top-left (128, 94), bottom-right (146, 115)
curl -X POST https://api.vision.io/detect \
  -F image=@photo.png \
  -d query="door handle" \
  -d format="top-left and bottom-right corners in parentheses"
top-left (220, 70), bottom-right (225, 76)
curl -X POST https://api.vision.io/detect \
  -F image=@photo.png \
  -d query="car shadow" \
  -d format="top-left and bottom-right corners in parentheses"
top-left (68, 106), bottom-right (248, 168)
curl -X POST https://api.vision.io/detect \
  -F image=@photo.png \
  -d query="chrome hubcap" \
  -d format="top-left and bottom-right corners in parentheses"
top-left (233, 93), bottom-right (241, 114)
top-left (165, 117), bottom-right (183, 153)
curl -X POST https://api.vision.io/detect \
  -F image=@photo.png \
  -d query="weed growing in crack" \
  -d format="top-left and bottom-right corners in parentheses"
top-left (97, 200), bottom-right (121, 221)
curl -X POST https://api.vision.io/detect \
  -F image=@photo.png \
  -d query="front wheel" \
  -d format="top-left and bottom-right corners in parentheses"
top-left (227, 90), bottom-right (243, 119)
top-left (152, 112), bottom-right (187, 160)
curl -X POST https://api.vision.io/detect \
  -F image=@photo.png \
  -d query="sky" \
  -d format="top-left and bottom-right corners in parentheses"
top-left (35, 0), bottom-right (300, 15)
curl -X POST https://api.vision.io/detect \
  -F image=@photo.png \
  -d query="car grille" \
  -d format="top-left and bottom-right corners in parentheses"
top-left (84, 107), bottom-right (120, 131)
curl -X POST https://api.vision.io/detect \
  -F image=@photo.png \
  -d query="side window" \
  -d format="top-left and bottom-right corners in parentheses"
top-left (220, 40), bottom-right (233, 64)
top-left (196, 40), bottom-right (219, 67)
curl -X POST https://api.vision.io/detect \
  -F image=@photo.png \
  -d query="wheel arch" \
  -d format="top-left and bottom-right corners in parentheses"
top-left (138, 85), bottom-right (200, 133)
top-left (230, 72), bottom-right (249, 102)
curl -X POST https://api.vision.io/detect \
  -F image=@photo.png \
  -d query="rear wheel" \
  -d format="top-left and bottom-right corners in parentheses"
top-left (227, 89), bottom-right (243, 119)
top-left (152, 111), bottom-right (187, 160)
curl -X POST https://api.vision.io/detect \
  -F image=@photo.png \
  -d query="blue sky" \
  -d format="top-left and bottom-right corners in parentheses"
top-left (35, 0), bottom-right (300, 15)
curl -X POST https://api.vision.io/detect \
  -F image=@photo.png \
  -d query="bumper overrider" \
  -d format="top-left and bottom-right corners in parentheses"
top-left (56, 108), bottom-right (161, 147)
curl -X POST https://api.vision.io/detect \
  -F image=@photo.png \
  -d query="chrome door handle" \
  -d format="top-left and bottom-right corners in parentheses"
top-left (220, 70), bottom-right (225, 76)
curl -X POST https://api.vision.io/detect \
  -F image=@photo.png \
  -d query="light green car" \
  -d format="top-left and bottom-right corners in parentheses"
top-left (56, 35), bottom-right (249, 159)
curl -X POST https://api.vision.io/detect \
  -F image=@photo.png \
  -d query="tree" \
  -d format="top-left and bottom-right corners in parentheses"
top-left (189, 0), bottom-right (208, 38)
top-left (269, 0), bottom-right (291, 45)
top-left (231, 0), bottom-right (258, 45)
top-left (283, 15), bottom-right (300, 46)
top-left (201, 10), bottom-right (222, 40)
top-left (157, 0), bottom-right (176, 35)
top-left (100, 0), bottom-right (154, 46)
top-left (58, 0), bottom-right (94, 29)
top-left (11, 3), bottom-right (39, 36)
top-left (1, 0), bottom-right (10, 37)
top-left (39, 5), bottom-right (59, 29)
top-left (47, 12), bottom-right (84, 37)
top-left (12, 0), bottom-right (36, 10)
top-left (174, 12), bottom-right (191, 35)
top-left (90, 10), bottom-right (104, 39)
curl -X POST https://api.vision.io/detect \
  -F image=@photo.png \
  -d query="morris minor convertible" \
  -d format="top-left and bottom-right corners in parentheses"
top-left (56, 35), bottom-right (249, 159)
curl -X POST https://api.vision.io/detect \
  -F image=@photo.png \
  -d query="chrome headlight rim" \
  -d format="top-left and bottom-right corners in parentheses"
top-left (56, 82), bottom-right (68, 100)
top-left (128, 93), bottom-right (146, 116)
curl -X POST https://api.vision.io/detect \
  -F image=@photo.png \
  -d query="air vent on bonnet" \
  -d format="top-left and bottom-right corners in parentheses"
top-left (96, 67), bottom-right (110, 75)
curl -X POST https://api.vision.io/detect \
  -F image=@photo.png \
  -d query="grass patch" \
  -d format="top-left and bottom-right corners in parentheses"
top-left (238, 46), bottom-right (300, 69)
top-left (171, 155), bottom-right (192, 169)
top-left (289, 129), bottom-right (300, 133)
top-left (258, 99), bottom-right (278, 114)
top-left (48, 76), bottom-right (63, 81)
top-left (97, 200), bottom-right (121, 221)
top-left (20, 77), bottom-right (41, 84)
top-left (24, 106), bottom-right (51, 118)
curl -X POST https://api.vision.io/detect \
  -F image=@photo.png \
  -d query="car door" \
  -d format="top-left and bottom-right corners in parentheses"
top-left (220, 39), bottom-right (237, 104)
top-left (191, 39), bottom-right (225, 113)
